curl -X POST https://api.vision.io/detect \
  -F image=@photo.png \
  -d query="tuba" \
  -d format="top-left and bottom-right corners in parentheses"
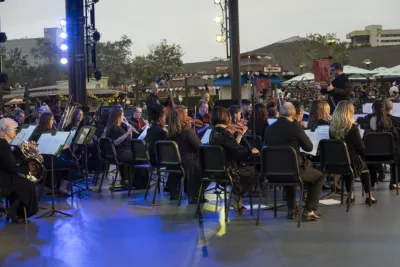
top-left (19, 141), bottom-right (45, 183)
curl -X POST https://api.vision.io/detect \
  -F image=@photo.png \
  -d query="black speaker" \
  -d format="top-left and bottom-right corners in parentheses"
top-left (214, 99), bottom-right (240, 109)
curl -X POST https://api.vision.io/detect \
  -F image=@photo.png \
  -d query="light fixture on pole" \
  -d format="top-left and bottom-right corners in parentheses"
top-left (216, 34), bottom-right (224, 43)
top-left (214, 16), bottom-right (222, 24)
top-left (60, 58), bottom-right (68, 65)
top-left (214, 0), bottom-right (221, 4)
top-left (363, 59), bottom-right (372, 70)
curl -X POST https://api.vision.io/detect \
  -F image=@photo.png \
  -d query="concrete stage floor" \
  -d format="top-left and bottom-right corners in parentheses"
top-left (0, 179), bottom-right (399, 267)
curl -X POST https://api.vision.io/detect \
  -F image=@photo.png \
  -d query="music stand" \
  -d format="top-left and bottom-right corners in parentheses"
top-left (36, 131), bottom-right (73, 219)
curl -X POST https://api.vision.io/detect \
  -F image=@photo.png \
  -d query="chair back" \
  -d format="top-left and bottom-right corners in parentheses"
top-left (319, 139), bottom-right (352, 174)
top-left (155, 141), bottom-right (182, 166)
top-left (243, 134), bottom-right (263, 150)
top-left (261, 146), bottom-right (301, 184)
top-left (198, 145), bottom-right (228, 174)
top-left (131, 139), bottom-right (150, 164)
top-left (364, 132), bottom-right (395, 160)
top-left (99, 137), bottom-right (119, 164)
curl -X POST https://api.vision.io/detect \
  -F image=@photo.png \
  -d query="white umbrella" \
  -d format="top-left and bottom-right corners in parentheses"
top-left (343, 65), bottom-right (376, 75)
top-left (388, 65), bottom-right (400, 73)
top-left (282, 73), bottom-right (314, 85)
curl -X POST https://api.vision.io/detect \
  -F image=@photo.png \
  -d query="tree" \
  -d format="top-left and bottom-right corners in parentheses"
top-left (293, 33), bottom-right (350, 73)
top-left (96, 35), bottom-right (134, 86)
top-left (131, 39), bottom-right (184, 86)
top-left (0, 46), bottom-right (30, 88)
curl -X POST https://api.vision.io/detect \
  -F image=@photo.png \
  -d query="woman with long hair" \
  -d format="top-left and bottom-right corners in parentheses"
top-left (248, 103), bottom-right (268, 140)
top-left (63, 108), bottom-right (84, 131)
top-left (308, 100), bottom-right (331, 130)
top-left (209, 107), bottom-right (259, 213)
top-left (29, 112), bottom-right (79, 195)
top-left (330, 101), bottom-right (377, 204)
top-left (228, 105), bottom-right (242, 126)
top-left (168, 107), bottom-right (204, 202)
top-left (368, 100), bottom-right (399, 189)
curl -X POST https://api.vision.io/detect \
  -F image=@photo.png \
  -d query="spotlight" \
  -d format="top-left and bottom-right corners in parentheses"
top-left (0, 32), bottom-right (7, 43)
top-left (93, 31), bottom-right (101, 42)
top-left (60, 44), bottom-right (68, 51)
top-left (216, 34), bottom-right (224, 43)
top-left (60, 19), bottom-right (67, 27)
top-left (93, 0), bottom-right (99, 3)
top-left (214, 16), bottom-right (222, 24)
top-left (94, 70), bottom-right (102, 81)
top-left (60, 58), bottom-right (68, 65)
top-left (60, 32), bottom-right (67, 39)
top-left (0, 73), bottom-right (8, 83)
top-left (214, 0), bottom-right (221, 4)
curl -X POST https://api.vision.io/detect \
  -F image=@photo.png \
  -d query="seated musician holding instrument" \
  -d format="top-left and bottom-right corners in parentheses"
top-left (63, 108), bottom-right (85, 131)
top-left (366, 100), bottom-right (399, 189)
top-left (292, 101), bottom-right (306, 129)
top-left (308, 100), bottom-right (331, 130)
top-left (168, 107), bottom-right (206, 203)
top-left (209, 107), bottom-right (259, 213)
top-left (228, 105), bottom-right (246, 127)
top-left (0, 118), bottom-right (38, 223)
top-left (248, 103), bottom-right (269, 141)
top-left (241, 99), bottom-right (252, 122)
top-left (264, 102), bottom-right (324, 221)
top-left (105, 107), bottom-right (135, 186)
top-left (146, 104), bottom-right (168, 165)
top-left (195, 100), bottom-right (211, 137)
top-left (201, 92), bottom-right (214, 113)
top-left (330, 101), bottom-right (377, 204)
top-left (30, 112), bottom-right (79, 196)
top-left (129, 106), bottom-right (148, 139)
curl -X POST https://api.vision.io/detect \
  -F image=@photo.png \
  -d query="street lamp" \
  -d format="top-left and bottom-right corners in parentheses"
top-left (299, 63), bottom-right (306, 74)
top-left (326, 39), bottom-right (336, 60)
top-left (363, 59), bottom-right (372, 70)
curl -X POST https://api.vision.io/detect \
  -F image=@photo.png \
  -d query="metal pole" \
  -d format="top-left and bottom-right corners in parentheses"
top-left (66, 0), bottom-right (76, 99)
top-left (184, 77), bottom-right (189, 107)
top-left (228, 0), bottom-right (241, 101)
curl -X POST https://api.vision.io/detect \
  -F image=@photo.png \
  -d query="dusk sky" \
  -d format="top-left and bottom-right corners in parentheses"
top-left (0, 0), bottom-right (399, 62)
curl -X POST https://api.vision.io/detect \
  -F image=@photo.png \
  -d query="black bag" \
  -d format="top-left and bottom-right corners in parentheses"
top-left (228, 162), bottom-right (256, 195)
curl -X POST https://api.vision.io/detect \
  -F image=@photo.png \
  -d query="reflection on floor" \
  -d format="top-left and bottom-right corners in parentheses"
top-left (1, 178), bottom-right (400, 267)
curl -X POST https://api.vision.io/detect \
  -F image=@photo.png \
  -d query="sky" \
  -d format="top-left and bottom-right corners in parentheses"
top-left (0, 0), bottom-right (399, 63)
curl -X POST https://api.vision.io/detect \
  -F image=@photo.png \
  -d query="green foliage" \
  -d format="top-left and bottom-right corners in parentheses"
top-left (96, 35), bottom-right (133, 86)
top-left (131, 39), bottom-right (183, 86)
top-left (293, 33), bottom-right (350, 73)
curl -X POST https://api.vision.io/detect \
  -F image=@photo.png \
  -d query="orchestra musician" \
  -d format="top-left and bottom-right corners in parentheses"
top-left (146, 82), bottom-right (173, 122)
top-left (241, 99), bottom-right (252, 122)
top-left (329, 101), bottom-right (377, 204)
top-left (145, 104), bottom-right (168, 166)
top-left (201, 92), bottom-right (214, 113)
top-left (248, 103), bottom-right (269, 141)
top-left (63, 108), bottom-right (85, 131)
top-left (308, 100), bottom-right (331, 130)
top-left (264, 102), bottom-right (324, 221)
top-left (319, 62), bottom-right (352, 114)
top-left (292, 101), bottom-right (306, 129)
top-left (51, 99), bottom-right (63, 124)
top-left (129, 106), bottom-right (148, 139)
top-left (0, 118), bottom-right (38, 223)
top-left (195, 100), bottom-right (211, 137)
top-left (209, 107), bottom-right (259, 213)
top-left (29, 112), bottom-right (79, 196)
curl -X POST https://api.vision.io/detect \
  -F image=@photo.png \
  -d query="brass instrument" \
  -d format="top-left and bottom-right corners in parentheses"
top-left (14, 136), bottom-right (44, 183)
top-left (58, 95), bottom-right (81, 130)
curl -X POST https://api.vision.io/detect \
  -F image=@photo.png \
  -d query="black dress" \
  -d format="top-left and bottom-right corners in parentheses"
top-left (169, 124), bottom-right (202, 202)
top-left (106, 124), bottom-right (133, 164)
top-left (209, 126), bottom-right (256, 195)
top-left (0, 138), bottom-right (38, 218)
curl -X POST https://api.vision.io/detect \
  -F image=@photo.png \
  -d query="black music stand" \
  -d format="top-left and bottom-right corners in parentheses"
top-left (35, 131), bottom-right (73, 219)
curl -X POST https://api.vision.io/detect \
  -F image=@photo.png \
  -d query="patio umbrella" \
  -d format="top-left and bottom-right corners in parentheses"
top-left (5, 98), bottom-right (25, 106)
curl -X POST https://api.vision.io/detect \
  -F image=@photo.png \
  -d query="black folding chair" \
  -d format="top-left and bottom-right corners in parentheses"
top-left (256, 146), bottom-right (303, 228)
top-left (98, 137), bottom-right (127, 192)
top-left (129, 139), bottom-right (155, 198)
top-left (319, 139), bottom-right (372, 210)
top-left (364, 132), bottom-right (398, 195)
top-left (196, 145), bottom-right (233, 222)
top-left (155, 141), bottom-right (185, 206)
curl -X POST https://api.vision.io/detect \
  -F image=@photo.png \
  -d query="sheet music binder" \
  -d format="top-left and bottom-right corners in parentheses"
top-left (73, 126), bottom-right (97, 145)
top-left (37, 131), bottom-right (71, 157)
top-left (9, 124), bottom-right (37, 146)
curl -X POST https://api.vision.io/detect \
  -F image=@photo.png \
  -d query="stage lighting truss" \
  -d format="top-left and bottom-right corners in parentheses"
top-left (213, 0), bottom-right (230, 58)
top-left (84, 0), bottom-right (101, 81)
top-left (59, 18), bottom-right (68, 64)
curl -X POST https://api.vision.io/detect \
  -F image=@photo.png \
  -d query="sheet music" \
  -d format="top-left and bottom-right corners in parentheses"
top-left (37, 132), bottom-right (70, 156)
top-left (66, 128), bottom-right (77, 146)
top-left (138, 125), bottom-right (150, 140)
top-left (9, 125), bottom-right (37, 146)
top-left (268, 118), bottom-right (277, 125)
top-left (201, 129), bottom-right (212, 144)
top-left (362, 103), bottom-right (373, 114)
top-left (301, 126), bottom-right (330, 156)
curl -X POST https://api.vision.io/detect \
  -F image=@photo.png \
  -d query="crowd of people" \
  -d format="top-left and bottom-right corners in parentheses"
top-left (0, 61), bottom-right (400, 223)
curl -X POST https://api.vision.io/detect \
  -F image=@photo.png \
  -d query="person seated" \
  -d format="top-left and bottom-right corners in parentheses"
top-left (268, 107), bottom-right (279, 118)
top-left (264, 102), bottom-right (324, 221)
top-left (201, 92), bottom-right (214, 113)
top-left (14, 108), bottom-right (25, 130)
top-left (209, 107), bottom-right (259, 213)
top-left (29, 112), bottom-right (79, 196)
top-left (145, 104), bottom-right (168, 166)
top-left (384, 99), bottom-right (400, 127)
top-left (367, 100), bottom-right (399, 189)
top-left (292, 101), bottom-right (306, 128)
top-left (63, 108), bottom-right (85, 131)
top-left (95, 110), bottom-right (110, 139)
top-left (308, 100), bottom-right (331, 130)
top-left (129, 106), bottom-right (148, 138)
top-left (168, 108), bottom-right (205, 202)
top-left (105, 107), bottom-right (135, 186)
top-left (330, 101), bottom-right (377, 204)
top-left (195, 100), bottom-right (211, 137)
top-left (229, 105), bottom-right (246, 127)
top-left (248, 103), bottom-right (268, 141)
top-left (0, 118), bottom-right (38, 223)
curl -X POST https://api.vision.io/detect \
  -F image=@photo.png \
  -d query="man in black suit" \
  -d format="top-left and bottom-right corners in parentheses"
top-left (320, 62), bottom-right (352, 114)
top-left (264, 102), bottom-right (324, 221)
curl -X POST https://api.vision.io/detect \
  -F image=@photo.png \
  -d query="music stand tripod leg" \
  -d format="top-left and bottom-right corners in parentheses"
top-left (36, 156), bottom-right (72, 219)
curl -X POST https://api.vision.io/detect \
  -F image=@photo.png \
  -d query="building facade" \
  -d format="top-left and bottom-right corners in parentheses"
top-left (347, 25), bottom-right (400, 47)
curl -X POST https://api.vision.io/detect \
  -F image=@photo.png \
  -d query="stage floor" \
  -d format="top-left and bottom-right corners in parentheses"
top-left (1, 178), bottom-right (399, 267)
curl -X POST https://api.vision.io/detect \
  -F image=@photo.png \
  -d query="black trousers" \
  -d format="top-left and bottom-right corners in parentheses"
top-left (344, 161), bottom-right (371, 193)
top-left (286, 165), bottom-right (324, 212)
